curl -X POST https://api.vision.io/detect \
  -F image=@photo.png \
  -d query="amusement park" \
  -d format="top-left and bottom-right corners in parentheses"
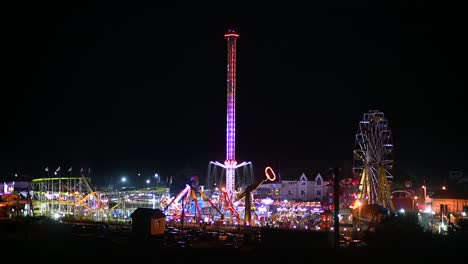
top-left (2, 22), bottom-right (468, 259)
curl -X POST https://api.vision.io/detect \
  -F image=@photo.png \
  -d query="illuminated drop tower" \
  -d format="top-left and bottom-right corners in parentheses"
top-left (225, 29), bottom-right (239, 193)
top-left (210, 29), bottom-right (251, 195)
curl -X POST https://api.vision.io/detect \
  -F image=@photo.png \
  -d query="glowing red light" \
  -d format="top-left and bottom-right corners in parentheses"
top-left (265, 166), bottom-right (276, 181)
top-left (224, 33), bottom-right (239, 38)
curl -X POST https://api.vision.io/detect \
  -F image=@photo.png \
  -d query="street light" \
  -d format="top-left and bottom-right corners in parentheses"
top-left (146, 179), bottom-right (150, 184)
top-left (357, 200), bottom-right (362, 230)
top-left (121, 177), bottom-right (127, 183)
top-left (413, 196), bottom-right (418, 211)
top-left (154, 173), bottom-right (159, 188)
top-left (422, 186), bottom-right (427, 204)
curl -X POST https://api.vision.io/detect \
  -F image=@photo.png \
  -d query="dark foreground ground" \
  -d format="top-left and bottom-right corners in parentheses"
top-left (1, 217), bottom-right (467, 262)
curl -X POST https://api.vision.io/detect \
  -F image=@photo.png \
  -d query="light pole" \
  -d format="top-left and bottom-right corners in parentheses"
top-left (181, 195), bottom-right (185, 232)
top-left (357, 200), bottom-right (362, 231)
top-left (413, 196), bottom-right (418, 211)
top-left (154, 173), bottom-right (160, 189)
top-left (422, 186), bottom-right (427, 205)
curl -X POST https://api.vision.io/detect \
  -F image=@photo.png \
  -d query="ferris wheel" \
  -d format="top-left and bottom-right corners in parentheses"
top-left (352, 110), bottom-right (395, 211)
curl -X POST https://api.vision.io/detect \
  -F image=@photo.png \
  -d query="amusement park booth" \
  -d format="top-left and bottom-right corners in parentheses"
top-left (130, 208), bottom-right (166, 238)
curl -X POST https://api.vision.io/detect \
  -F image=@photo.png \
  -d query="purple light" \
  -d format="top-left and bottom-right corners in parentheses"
top-left (224, 31), bottom-right (238, 193)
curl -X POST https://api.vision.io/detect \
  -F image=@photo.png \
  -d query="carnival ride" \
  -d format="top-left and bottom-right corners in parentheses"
top-left (162, 176), bottom-right (236, 225)
top-left (164, 167), bottom-right (276, 226)
top-left (208, 29), bottom-right (255, 198)
top-left (234, 166), bottom-right (276, 225)
top-left (31, 176), bottom-right (169, 222)
top-left (352, 110), bottom-right (395, 228)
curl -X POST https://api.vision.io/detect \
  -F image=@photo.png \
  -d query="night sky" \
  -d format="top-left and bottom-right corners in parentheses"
top-left (3, 3), bottom-right (467, 187)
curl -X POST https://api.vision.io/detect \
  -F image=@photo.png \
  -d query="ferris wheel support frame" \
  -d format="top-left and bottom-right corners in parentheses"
top-left (353, 110), bottom-right (395, 212)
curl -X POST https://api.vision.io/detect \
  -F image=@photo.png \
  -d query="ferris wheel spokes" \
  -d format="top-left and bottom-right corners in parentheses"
top-left (352, 110), bottom-right (395, 212)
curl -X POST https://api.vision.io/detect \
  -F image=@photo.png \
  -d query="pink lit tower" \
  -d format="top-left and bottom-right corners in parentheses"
top-left (210, 29), bottom-right (251, 195)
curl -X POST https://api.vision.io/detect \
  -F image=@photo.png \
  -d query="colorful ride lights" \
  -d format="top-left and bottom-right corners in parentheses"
top-left (265, 166), bottom-right (276, 181)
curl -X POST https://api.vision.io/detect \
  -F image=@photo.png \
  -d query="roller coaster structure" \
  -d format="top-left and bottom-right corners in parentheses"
top-left (31, 177), bottom-right (169, 222)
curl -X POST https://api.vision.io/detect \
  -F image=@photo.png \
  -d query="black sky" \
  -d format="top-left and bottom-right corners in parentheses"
top-left (3, 3), bottom-right (467, 187)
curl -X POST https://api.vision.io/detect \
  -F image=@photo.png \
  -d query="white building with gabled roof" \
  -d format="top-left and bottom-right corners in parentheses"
top-left (255, 172), bottom-right (329, 202)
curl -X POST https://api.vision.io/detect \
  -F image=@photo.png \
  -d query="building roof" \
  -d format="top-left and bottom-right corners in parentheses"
top-left (130, 208), bottom-right (165, 218)
top-left (430, 191), bottom-right (468, 200)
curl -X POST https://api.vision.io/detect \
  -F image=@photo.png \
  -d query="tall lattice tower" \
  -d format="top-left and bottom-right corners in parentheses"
top-left (209, 29), bottom-right (252, 195)
top-left (224, 29), bottom-right (239, 193)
